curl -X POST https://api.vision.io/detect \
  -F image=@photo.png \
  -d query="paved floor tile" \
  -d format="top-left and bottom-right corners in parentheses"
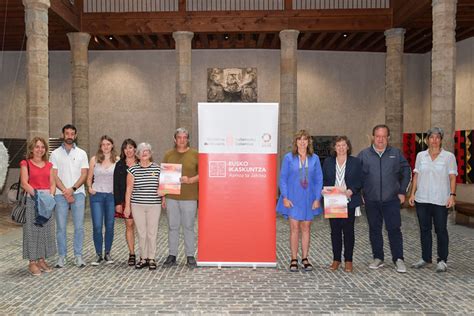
top-left (0, 207), bottom-right (472, 314)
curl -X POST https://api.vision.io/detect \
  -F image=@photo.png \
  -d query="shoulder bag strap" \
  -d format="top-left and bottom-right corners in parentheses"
top-left (17, 160), bottom-right (30, 201)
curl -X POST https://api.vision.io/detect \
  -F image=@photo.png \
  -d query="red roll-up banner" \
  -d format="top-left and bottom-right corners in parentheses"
top-left (197, 103), bottom-right (279, 267)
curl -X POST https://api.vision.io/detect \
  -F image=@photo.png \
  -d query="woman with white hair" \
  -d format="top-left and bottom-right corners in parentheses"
top-left (124, 142), bottom-right (161, 270)
top-left (408, 127), bottom-right (457, 273)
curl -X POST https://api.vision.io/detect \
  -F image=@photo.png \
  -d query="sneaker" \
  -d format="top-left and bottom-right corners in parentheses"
top-left (411, 259), bottom-right (429, 269)
top-left (395, 259), bottom-right (407, 273)
top-left (436, 260), bottom-right (447, 273)
top-left (104, 253), bottom-right (114, 264)
top-left (55, 256), bottom-right (66, 268)
top-left (369, 258), bottom-right (384, 270)
top-left (90, 255), bottom-right (103, 266)
top-left (186, 256), bottom-right (197, 268)
top-left (74, 256), bottom-right (87, 268)
top-left (162, 255), bottom-right (177, 268)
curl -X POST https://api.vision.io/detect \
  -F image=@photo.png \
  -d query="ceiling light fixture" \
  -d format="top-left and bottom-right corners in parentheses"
top-left (108, 36), bottom-right (113, 40)
top-left (343, 33), bottom-right (348, 38)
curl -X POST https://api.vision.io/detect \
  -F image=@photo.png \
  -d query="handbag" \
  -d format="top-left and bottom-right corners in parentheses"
top-left (11, 191), bottom-right (27, 224)
top-left (7, 182), bottom-right (20, 204)
top-left (10, 161), bottom-right (30, 225)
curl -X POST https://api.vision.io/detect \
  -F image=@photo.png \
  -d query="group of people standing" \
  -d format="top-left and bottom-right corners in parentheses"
top-left (20, 124), bottom-right (198, 275)
top-left (19, 123), bottom-right (457, 276)
top-left (277, 125), bottom-right (457, 274)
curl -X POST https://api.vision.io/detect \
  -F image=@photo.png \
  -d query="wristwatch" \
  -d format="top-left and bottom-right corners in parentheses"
top-left (450, 193), bottom-right (456, 196)
top-left (72, 186), bottom-right (77, 192)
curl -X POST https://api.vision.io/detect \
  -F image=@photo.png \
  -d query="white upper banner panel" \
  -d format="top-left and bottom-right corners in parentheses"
top-left (198, 102), bottom-right (279, 154)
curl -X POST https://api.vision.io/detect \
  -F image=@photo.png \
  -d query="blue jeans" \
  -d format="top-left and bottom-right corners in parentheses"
top-left (415, 202), bottom-right (449, 263)
top-left (55, 193), bottom-right (86, 257)
top-left (90, 192), bottom-right (116, 256)
top-left (365, 199), bottom-right (404, 263)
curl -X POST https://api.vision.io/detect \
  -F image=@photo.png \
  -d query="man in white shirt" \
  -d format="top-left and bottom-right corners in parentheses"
top-left (50, 124), bottom-right (89, 268)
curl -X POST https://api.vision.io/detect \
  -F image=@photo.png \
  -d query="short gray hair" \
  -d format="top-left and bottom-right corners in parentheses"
top-left (174, 127), bottom-right (190, 147)
top-left (174, 127), bottom-right (189, 139)
top-left (136, 142), bottom-right (153, 160)
top-left (426, 127), bottom-right (444, 140)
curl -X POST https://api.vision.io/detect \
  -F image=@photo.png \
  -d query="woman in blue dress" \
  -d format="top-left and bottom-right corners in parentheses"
top-left (277, 130), bottom-right (323, 272)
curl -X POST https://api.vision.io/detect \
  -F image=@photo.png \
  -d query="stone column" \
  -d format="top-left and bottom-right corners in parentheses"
top-left (431, 0), bottom-right (457, 152)
top-left (23, 0), bottom-right (50, 141)
top-left (67, 32), bottom-right (91, 153)
top-left (384, 28), bottom-right (405, 150)
top-left (279, 29), bottom-right (299, 157)
top-left (173, 31), bottom-right (194, 130)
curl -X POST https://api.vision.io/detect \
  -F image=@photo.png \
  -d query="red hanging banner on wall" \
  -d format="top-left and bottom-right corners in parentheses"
top-left (197, 103), bottom-right (279, 267)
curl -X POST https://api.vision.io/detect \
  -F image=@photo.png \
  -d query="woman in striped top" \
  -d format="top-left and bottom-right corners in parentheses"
top-left (124, 142), bottom-right (161, 270)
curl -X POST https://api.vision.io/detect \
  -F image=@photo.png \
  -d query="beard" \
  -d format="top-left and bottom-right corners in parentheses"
top-left (64, 138), bottom-right (75, 144)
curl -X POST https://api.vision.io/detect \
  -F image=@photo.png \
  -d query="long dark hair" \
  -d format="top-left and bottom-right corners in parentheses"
top-left (120, 138), bottom-right (137, 161)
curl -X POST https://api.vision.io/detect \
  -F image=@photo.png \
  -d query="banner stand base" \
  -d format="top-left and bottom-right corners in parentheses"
top-left (197, 261), bottom-right (277, 268)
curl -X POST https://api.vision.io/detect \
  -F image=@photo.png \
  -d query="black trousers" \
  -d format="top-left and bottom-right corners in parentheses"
top-left (329, 207), bottom-right (355, 262)
top-left (415, 202), bottom-right (449, 263)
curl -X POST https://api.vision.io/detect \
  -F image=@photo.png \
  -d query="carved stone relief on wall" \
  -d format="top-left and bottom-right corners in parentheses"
top-left (207, 68), bottom-right (257, 102)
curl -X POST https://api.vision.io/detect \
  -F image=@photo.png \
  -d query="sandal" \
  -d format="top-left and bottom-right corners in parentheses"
top-left (301, 258), bottom-right (313, 271)
top-left (289, 259), bottom-right (299, 272)
top-left (149, 259), bottom-right (157, 270)
top-left (128, 254), bottom-right (136, 266)
top-left (135, 258), bottom-right (149, 269)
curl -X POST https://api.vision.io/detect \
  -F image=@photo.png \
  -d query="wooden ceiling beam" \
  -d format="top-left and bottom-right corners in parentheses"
top-left (114, 35), bottom-right (130, 49)
top-left (142, 34), bottom-right (156, 48)
top-left (81, 9), bottom-right (392, 35)
top-left (97, 35), bottom-right (117, 49)
top-left (257, 33), bottom-right (266, 48)
top-left (156, 34), bottom-right (169, 48)
top-left (50, 0), bottom-right (80, 31)
top-left (322, 32), bottom-right (342, 50)
top-left (216, 34), bottom-right (224, 49)
top-left (310, 32), bottom-right (327, 50)
top-left (458, 0), bottom-right (474, 6)
top-left (298, 32), bottom-right (313, 49)
top-left (364, 34), bottom-right (384, 51)
top-left (337, 32), bottom-right (357, 50)
top-left (405, 31), bottom-right (432, 51)
top-left (270, 33), bottom-right (279, 49)
top-left (405, 28), bottom-right (427, 42)
top-left (457, 27), bottom-right (474, 38)
top-left (411, 37), bottom-right (432, 53)
top-left (392, 0), bottom-right (431, 27)
top-left (351, 32), bottom-right (373, 51)
top-left (128, 35), bottom-right (144, 48)
top-left (200, 33), bottom-right (209, 49)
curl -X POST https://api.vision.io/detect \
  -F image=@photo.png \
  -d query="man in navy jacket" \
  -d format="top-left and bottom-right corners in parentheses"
top-left (358, 124), bottom-right (411, 273)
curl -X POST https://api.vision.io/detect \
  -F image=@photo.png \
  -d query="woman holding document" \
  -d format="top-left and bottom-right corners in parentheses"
top-left (276, 130), bottom-right (323, 272)
top-left (322, 136), bottom-right (362, 273)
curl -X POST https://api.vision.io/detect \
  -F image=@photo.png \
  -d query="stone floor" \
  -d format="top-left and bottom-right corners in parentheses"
top-left (0, 204), bottom-right (473, 315)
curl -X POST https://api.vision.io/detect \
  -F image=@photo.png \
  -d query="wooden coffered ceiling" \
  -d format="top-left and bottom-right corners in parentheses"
top-left (1, 0), bottom-right (474, 54)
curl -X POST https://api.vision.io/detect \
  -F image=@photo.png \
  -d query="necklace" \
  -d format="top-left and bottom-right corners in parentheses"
top-left (299, 156), bottom-right (308, 189)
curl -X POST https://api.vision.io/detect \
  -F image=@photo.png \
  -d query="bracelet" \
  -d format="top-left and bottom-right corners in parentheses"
top-left (450, 193), bottom-right (456, 196)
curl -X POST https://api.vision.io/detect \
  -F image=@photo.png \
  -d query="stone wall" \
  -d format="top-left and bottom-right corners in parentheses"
top-left (1, 39), bottom-right (474, 201)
